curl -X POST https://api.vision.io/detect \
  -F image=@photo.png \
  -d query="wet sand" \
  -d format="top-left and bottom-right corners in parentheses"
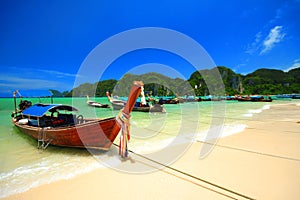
top-left (5, 103), bottom-right (300, 200)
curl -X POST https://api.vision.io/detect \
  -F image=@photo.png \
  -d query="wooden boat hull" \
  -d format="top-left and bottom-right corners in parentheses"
top-left (13, 117), bottom-right (120, 150)
top-left (110, 101), bottom-right (165, 112)
top-left (133, 106), bottom-right (150, 112)
top-left (158, 99), bottom-right (179, 104)
top-left (87, 100), bottom-right (110, 108)
top-left (110, 101), bottom-right (126, 110)
top-left (87, 103), bottom-right (110, 108)
top-left (111, 102), bottom-right (149, 112)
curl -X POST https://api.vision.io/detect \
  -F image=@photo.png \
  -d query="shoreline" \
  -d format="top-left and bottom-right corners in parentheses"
top-left (4, 102), bottom-right (300, 199)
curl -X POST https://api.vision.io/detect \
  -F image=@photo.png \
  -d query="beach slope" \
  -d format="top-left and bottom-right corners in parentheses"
top-left (5, 103), bottom-right (300, 200)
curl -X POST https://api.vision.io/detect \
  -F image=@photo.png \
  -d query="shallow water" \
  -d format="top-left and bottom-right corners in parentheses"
top-left (0, 97), bottom-right (293, 198)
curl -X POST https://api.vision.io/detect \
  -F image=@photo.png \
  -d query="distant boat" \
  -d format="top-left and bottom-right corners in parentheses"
top-left (237, 95), bottom-right (272, 102)
top-left (197, 96), bottom-right (212, 101)
top-left (158, 97), bottom-right (180, 104)
top-left (105, 93), bottom-right (127, 110)
top-left (291, 94), bottom-right (300, 99)
top-left (106, 91), bottom-right (166, 113)
top-left (275, 94), bottom-right (300, 100)
top-left (275, 94), bottom-right (293, 99)
top-left (86, 96), bottom-right (110, 108)
top-left (11, 81), bottom-right (144, 151)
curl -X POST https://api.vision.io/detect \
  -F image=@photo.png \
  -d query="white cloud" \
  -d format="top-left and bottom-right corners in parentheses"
top-left (0, 74), bottom-right (74, 96)
top-left (245, 32), bottom-right (262, 55)
top-left (0, 75), bottom-right (62, 90)
top-left (0, 67), bottom-right (77, 96)
top-left (284, 62), bottom-right (300, 72)
top-left (260, 26), bottom-right (285, 55)
top-left (37, 69), bottom-right (81, 78)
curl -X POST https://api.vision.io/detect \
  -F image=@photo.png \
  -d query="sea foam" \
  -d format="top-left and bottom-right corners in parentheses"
top-left (130, 123), bottom-right (247, 155)
top-left (243, 104), bottom-right (270, 117)
top-left (194, 123), bottom-right (248, 141)
top-left (0, 155), bottom-right (103, 198)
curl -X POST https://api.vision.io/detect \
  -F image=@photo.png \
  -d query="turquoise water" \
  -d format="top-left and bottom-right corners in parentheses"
top-left (0, 97), bottom-right (294, 198)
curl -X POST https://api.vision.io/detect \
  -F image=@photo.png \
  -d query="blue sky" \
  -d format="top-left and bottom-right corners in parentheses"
top-left (0, 0), bottom-right (300, 97)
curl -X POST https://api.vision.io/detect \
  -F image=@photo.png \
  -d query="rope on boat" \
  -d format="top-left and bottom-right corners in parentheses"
top-left (112, 143), bottom-right (256, 200)
top-left (116, 109), bottom-right (131, 158)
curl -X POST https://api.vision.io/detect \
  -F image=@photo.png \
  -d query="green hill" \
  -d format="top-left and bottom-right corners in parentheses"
top-left (188, 67), bottom-right (300, 95)
top-left (56, 66), bottom-right (300, 97)
top-left (112, 73), bottom-right (191, 96)
top-left (188, 66), bottom-right (243, 96)
top-left (65, 79), bottom-right (117, 97)
top-left (242, 68), bottom-right (300, 94)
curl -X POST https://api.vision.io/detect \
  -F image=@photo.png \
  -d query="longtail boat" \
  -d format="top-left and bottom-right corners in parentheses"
top-left (106, 91), bottom-right (166, 113)
top-left (86, 95), bottom-right (110, 108)
top-left (237, 95), bottom-right (272, 102)
top-left (11, 81), bottom-right (143, 154)
top-left (157, 97), bottom-right (180, 105)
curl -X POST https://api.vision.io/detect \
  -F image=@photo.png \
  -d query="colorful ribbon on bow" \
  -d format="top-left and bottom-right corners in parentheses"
top-left (116, 109), bottom-right (130, 158)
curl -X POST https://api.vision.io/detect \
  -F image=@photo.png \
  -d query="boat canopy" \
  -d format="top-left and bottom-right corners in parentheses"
top-left (21, 104), bottom-right (78, 117)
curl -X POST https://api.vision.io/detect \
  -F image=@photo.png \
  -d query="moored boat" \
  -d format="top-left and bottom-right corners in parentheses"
top-left (237, 95), bottom-right (272, 102)
top-left (106, 91), bottom-right (166, 113)
top-left (11, 81), bottom-right (144, 152)
top-left (86, 96), bottom-right (110, 108)
top-left (157, 97), bottom-right (180, 104)
top-left (177, 96), bottom-right (200, 103)
top-left (291, 94), bottom-right (300, 99)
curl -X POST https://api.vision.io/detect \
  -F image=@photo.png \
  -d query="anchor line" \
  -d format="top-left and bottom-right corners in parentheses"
top-left (112, 143), bottom-right (255, 200)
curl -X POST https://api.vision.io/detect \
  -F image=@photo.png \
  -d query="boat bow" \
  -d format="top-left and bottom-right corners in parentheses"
top-left (116, 81), bottom-right (144, 157)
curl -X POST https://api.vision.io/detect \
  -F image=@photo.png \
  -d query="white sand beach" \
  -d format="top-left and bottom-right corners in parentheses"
top-left (5, 103), bottom-right (300, 200)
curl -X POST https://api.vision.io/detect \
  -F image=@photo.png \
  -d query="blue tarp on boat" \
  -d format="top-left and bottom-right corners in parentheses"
top-left (22, 104), bottom-right (78, 117)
